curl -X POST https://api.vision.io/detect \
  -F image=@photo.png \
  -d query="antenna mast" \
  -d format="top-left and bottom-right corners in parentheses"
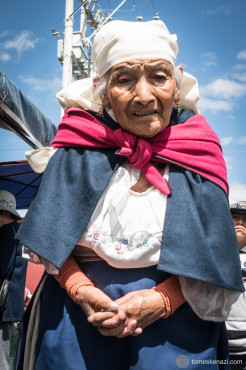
top-left (52, 0), bottom-right (128, 89)
top-left (62, 0), bottom-right (74, 89)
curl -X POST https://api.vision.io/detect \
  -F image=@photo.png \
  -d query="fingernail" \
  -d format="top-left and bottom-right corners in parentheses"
top-left (110, 302), bottom-right (118, 311)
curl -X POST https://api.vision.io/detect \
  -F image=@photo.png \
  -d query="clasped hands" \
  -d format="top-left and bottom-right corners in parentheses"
top-left (76, 285), bottom-right (166, 338)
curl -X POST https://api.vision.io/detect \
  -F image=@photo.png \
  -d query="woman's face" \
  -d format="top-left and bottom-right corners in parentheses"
top-left (102, 59), bottom-right (181, 138)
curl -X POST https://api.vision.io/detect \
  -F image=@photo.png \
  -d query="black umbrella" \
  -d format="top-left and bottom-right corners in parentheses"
top-left (0, 160), bottom-right (42, 209)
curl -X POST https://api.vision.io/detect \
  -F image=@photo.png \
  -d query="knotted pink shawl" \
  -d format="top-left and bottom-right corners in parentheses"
top-left (52, 108), bottom-right (228, 195)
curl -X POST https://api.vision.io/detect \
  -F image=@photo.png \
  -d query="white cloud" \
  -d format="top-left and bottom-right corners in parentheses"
top-left (234, 64), bottom-right (246, 70)
top-left (221, 137), bottom-right (233, 146)
top-left (0, 30), bottom-right (11, 38)
top-left (198, 74), bottom-right (246, 113)
top-left (224, 156), bottom-right (232, 163)
top-left (224, 156), bottom-right (233, 170)
top-left (200, 79), bottom-right (246, 100)
top-left (203, 5), bottom-right (231, 15)
top-left (237, 50), bottom-right (246, 61)
top-left (238, 136), bottom-right (246, 145)
top-left (232, 73), bottom-right (246, 82)
top-left (198, 97), bottom-right (234, 112)
top-left (0, 52), bottom-right (12, 62)
top-left (229, 183), bottom-right (246, 204)
top-left (18, 74), bottom-right (62, 96)
top-left (4, 31), bottom-right (39, 55)
top-left (19, 76), bottom-right (50, 92)
top-left (201, 52), bottom-right (217, 67)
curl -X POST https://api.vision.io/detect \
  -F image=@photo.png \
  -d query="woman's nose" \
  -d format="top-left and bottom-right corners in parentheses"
top-left (133, 77), bottom-right (155, 105)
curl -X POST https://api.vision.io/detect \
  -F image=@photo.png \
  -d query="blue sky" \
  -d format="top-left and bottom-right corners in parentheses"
top-left (0, 0), bottom-right (246, 203)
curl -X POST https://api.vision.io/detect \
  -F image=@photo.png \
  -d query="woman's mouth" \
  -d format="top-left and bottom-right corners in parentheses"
top-left (133, 110), bottom-right (158, 117)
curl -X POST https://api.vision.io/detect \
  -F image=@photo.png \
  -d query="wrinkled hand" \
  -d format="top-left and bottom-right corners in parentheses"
top-left (88, 289), bottom-right (165, 338)
top-left (76, 285), bottom-right (118, 318)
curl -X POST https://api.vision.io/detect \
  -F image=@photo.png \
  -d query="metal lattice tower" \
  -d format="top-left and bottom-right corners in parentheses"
top-left (52, 0), bottom-right (127, 86)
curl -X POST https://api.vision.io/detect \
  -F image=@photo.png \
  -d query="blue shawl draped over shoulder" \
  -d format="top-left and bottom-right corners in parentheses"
top-left (16, 109), bottom-right (244, 292)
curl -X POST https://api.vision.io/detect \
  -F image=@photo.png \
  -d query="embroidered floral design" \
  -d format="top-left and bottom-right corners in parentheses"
top-left (139, 234), bottom-right (147, 241)
top-left (84, 222), bottom-right (162, 257)
top-left (93, 233), bottom-right (100, 240)
top-left (115, 244), bottom-right (121, 250)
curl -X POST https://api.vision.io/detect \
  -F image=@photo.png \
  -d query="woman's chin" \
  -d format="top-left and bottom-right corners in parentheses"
top-left (131, 120), bottom-right (168, 138)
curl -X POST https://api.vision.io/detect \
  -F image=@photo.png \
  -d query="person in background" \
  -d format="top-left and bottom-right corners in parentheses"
top-left (226, 201), bottom-right (246, 369)
top-left (16, 20), bottom-right (244, 369)
top-left (0, 191), bottom-right (28, 370)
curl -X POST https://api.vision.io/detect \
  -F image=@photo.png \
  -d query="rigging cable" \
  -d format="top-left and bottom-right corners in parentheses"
top-left (150, 0), bottom-right (160, 20)
top-left (131, 0), bottom-right (143, 20)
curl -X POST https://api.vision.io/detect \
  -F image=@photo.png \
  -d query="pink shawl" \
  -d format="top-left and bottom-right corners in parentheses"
top-left (52, 108), bottom-right (228, 196)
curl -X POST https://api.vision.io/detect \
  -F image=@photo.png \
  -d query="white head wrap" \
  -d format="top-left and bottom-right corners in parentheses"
top-left (92, 20), bottom-right (178, 77)
top-left (57, 20), bottom-right (200, 114)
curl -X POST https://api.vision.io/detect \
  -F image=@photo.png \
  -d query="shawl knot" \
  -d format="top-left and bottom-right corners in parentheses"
top-left (113, 129), bottom-right (152, 168)
top-left (113, 129), bottom-right (171, 195)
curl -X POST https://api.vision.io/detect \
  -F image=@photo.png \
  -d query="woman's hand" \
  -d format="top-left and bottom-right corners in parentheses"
top-left (76, 285), bottom-right (118, 318)
top-left (88, 289), bottom-right (166, 338)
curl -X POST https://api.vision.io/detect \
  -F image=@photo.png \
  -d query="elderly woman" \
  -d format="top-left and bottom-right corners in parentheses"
top-left (16, 20), bottom-right (244, 369)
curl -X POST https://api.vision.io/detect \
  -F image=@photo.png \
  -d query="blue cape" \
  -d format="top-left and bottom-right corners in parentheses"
top-left (16, 109), bottom-right (244, 292)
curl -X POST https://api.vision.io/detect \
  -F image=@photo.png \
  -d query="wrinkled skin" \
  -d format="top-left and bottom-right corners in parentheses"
top-left (101, 58), bottom-right (181, 138)
top-left (75, 58), bottom-right (182, 337)
top-left (76, 286), bottom-right (166, 338)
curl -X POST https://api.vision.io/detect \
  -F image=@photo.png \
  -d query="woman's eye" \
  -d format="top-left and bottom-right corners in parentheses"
top-left (153, 74), bottom-right (167, 81)
top-left (117, 78), bottom-right (131, 84)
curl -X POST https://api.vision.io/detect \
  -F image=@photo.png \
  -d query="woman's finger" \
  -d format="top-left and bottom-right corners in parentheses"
top-left (77, 286), bottom-right (118, 313)
top-left (87, 311), bottom-right (116, 326)
top-left (98, 324), bottom-right (126, 337)
top-left (125, 319), bottom-right (137, 334)
top-left (95, 300), bottom-right (118, 313)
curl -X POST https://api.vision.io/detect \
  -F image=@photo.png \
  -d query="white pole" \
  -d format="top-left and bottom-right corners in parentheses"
top-left (63, 0), bottom-right (74, 89)
top-left (80, 5), bottom-right (86, 38)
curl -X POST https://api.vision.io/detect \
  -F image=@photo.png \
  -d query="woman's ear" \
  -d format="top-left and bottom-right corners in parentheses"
top-left (92, 76), bottom-right (100, 88)
top-left (93, 76), bottom-right (110, 108)
top-left (174, 65), bottom-right (183, 102)
top-left (101, 93), bottom-right (110, 108)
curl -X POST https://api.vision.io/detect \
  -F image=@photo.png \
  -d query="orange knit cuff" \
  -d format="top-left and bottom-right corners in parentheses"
top-left (153, 275), bottom-right (186, 318)
top-left (157, 290), bottom-right (171, 317)
top-left (54, 256), bottom-right (94, 302)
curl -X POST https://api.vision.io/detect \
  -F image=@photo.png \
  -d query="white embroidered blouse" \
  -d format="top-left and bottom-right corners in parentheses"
top-left (23, 155), bottom-right (245, 323)
top-left (77, 162), bottom-right (168, 268)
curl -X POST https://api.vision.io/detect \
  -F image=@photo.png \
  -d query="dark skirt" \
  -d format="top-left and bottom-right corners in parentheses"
top-left (17, 262), bottom-right (230, 370)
